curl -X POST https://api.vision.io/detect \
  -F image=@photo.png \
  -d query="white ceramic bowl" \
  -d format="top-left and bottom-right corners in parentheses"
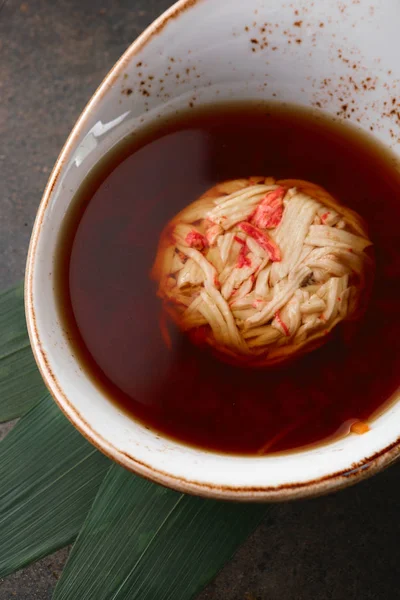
top-left (26, 0), bottom-right (400, 501)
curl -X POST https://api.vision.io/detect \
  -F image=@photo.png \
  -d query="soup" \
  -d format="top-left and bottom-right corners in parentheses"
top-left (56, 102), bottom-right (400, 455)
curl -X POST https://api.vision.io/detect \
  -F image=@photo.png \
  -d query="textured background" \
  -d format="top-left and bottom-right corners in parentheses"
top-left (1, 1), bottom-right (400, 598)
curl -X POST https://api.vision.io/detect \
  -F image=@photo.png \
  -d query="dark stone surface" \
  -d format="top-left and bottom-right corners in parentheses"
top-left (1, 1), bottom-right (400, 599)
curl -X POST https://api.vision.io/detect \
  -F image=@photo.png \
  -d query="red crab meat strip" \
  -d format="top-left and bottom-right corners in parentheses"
top-left (233, 235), bottom-right (246, 245)
top-left (251, 187), bottom-right (285, 229)
top-left (238, 222), bottom-right (281, 262)
top-left (185, 230), bottom-right (207, 251)
top-left (233, 235), bottom-right (252, 269)
top-left (275, 310), bottom-right (290, 336)
top-left (237, 244), bottom-right (251, 268)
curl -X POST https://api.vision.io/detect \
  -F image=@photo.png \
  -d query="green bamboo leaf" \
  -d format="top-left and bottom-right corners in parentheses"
top-left (54, 466), bottom-right (268, 600)
top-left (0, 281), bottom-right (47, 422)
top-left (0, 394), bottom-right (111, 577)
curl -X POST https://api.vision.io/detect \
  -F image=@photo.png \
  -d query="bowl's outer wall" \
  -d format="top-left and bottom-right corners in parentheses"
top-left (26, 0), bottom-right (400, 500)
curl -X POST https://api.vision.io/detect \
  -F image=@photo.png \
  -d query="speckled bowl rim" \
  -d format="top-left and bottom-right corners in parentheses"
top-left (25, 0), bottom-right (400, 501)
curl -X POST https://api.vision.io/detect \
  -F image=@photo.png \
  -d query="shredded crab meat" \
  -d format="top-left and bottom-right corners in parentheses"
top-left (250, 187), bottom-right (285, 229)
top-left (305, 225), bottom-right (372, 253)
top-left (269, 193), bottom-right (319, 285)
top-left (176, 258), bottom-right (204, 288)
top-left (238, 222), bottom-right (281, 262)
top-left (208, 184), bottom-right (279, 229)
top-left (218, 232), bottom-right (235, 265)
top-left (205, 222), bottom-right (223, 246)
top-left (152, 176), bottom-right (374, 366)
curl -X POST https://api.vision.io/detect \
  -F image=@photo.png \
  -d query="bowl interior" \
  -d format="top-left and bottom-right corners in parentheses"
top-left (27, 0), bottom-right (400, 499)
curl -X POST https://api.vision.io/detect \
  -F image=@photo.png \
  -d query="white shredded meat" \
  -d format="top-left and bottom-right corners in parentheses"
top-left (151, 176), bottom-right (374, 366)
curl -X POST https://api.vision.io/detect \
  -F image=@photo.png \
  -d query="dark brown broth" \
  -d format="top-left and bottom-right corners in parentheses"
top-left (56, 102), bottom-right (400, 455)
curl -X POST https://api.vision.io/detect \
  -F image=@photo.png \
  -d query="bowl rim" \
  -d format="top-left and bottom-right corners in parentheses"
top-left (24, 0), bottom-right (400, 501)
